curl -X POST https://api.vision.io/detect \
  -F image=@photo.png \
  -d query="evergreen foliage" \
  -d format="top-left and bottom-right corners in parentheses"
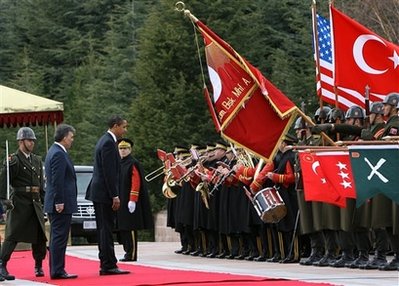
top-left (1, 0), bottom-right (398, 214)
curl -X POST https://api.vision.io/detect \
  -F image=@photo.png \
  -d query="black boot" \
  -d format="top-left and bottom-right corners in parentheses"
top-left (362, 252), bottom-right (387, 270)
top-left (0, 260), bottom-right (15, 280)
top-left (330, 251), bottom-right (355, 268)
top-left (379, 254), bottom-right (399, 271)
top-left (300, 249), bottom-right (323, 266)
top-left (34, 260), bottom-right (44, 277)
top-left (313, 252), bottom-right (336, 267)
top-left (346, 251), bottom-right (369, 269)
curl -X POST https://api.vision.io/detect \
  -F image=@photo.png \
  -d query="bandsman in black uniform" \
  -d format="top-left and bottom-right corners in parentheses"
top-left (116, 138), bottom-right (153, 262)
top-left (0, 127), bottom-right (47, 280)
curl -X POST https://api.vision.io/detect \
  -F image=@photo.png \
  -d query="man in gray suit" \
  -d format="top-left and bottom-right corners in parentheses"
top-left (85, 115), bottom-right (130, 276)
top-left (44, 124), bottom-right (78, 279)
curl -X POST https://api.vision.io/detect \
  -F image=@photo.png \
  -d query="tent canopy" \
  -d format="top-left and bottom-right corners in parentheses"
top-left (0, 85), bottom-right (64, 127)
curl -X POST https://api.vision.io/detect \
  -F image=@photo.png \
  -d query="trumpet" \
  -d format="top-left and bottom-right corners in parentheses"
top-left (145, 153), bottom-right (193, 182)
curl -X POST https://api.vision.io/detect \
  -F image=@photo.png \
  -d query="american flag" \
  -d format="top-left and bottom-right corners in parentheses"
top-left (312, 13), bottom-right (354, 110)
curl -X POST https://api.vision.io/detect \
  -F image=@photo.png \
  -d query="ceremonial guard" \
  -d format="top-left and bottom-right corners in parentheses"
top-left (292, 117), bottom-right (326, 266)
top-left (0, 127), bottom-right (47, 280)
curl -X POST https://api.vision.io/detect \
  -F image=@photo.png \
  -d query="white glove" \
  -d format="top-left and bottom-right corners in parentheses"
top-left (128, 201), bottom-right (136, 213)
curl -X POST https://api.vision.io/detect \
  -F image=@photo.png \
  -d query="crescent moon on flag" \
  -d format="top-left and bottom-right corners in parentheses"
top-left (312, 161), bottom-right (320, 174)
top-left (353, 35), bottom-right (388, 75)
top-left (208, 66), bottom-right (222, 103)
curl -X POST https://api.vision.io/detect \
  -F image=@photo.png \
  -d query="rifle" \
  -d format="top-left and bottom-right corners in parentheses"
top-left (300, 101), bottom-right (307, 141)
top-left (4, 140), bottom-right (14, 210)
top-left (364, 85), bottom-right (370, 129)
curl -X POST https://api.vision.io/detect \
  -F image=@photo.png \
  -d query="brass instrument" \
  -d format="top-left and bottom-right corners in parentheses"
top-left (196, 182), bottom-right (209, 209)
top-left (162, 173), bottom-right (177, 199)
top-left (145, 154), bottom-right (193, 182)
top-left (144, 165), bottom-right (166, 182)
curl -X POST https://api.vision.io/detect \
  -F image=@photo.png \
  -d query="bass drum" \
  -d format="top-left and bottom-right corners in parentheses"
top-left (252, 187), bottom-right (287, 223)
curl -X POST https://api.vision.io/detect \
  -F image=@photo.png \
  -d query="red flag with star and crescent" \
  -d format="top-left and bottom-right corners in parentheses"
top-left (299, 150), bottom-right (357, 208)
top-left (331, 6), bottom-right (399, 106)
top-left (195, 20), bottom-right (298, 161)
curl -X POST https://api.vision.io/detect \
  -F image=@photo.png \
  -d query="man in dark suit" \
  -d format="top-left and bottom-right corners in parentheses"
top-left (44, 124), bottom-right (78, 280)
top-left (85, 115), bottom-right (130, 276)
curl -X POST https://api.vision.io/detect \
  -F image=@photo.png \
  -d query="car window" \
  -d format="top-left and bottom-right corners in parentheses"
top-left (76, 172), bottom-right (92, 199)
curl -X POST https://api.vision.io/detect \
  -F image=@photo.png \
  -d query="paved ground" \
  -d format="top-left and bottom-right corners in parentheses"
top-left (4, 242), bottom-right (399, 286)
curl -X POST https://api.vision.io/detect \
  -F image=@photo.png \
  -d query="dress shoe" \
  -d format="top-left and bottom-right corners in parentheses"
top-left (206, 252), bottom-right (217, 258)
top-left (244, 255), bottom-right (256, 261)
top-left (35, 267), bottom-right (44, 277)
top-left (216, 252), bottom-right (228, 259)
top-left (0, 275), bottom-right (4, 282)
top-left (254, 256), bottom-right (266, 262)
top-left (119, 257), bottom-right (135, 262)
top-left (267, 254), bottom-right (281, 263)
top-left (225, 254), bottom-right (237, 259)
top-left (234, 254), bottom-right (246, 260)
top-left (99, 268), bottom-right (130, 276)
top-left (190, 250), bottom-right (201, 256)
top-left (174, 248), bottom-right (186, 254)
top-left (51, 273), bottom-right (78, 279)
top-left (0, 263), bottom-right (15, 280)
top-left (182, 249), bottom-right (192, 255)
top-left (280, 256), bottom-right (299, 264)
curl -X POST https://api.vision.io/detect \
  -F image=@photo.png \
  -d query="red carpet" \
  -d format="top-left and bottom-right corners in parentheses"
top-left (8, 251), bottom-right (335, 286)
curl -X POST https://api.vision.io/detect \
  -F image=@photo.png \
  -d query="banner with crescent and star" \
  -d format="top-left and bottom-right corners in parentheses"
top-left (298, 150), bottom-right (357, 208)
top-left (331, 6), bottom-right (399, 106)
top-left (195, 20), bottom-right (298, 161)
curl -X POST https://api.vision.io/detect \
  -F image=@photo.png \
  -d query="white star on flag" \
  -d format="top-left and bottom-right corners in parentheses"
top-left (340, 180), bottom-right (352, 189)
top-left (338, 171), bottom-right (349, 180)
top-left (336, 161), bottom-right (347, 170)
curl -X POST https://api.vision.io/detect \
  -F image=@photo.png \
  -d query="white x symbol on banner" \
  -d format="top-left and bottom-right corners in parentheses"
top-left (364, 157), bottom-right (388, 183)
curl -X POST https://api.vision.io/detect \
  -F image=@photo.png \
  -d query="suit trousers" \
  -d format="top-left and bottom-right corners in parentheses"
top-left (93, 202), bottom-right (117, 270)
top-left (48, 213), bottom-right (71, 276)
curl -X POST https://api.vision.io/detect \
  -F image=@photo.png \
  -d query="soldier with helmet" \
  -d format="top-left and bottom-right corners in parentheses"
top-left (0, 127), bottom-right (47, 280)
top-left (314, 106), bottom-right (331, 124)
top-left (381, 92), bottom-right (399, 137)
top-left (378, 92), bottom-right (399, 271)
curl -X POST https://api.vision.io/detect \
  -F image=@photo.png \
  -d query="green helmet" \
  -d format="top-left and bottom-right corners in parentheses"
top-left (16, 127), bottom-right (36, 140)
top-left (327, 108), bottom-right (345, 123)
top-left (382, 92), bottom-right (399, 106)
top-left (369, 102), bottom-right (384, 115)
top-left (294, 117), bottom-right (307, 130)
top-left (345, 105), bottom-right (365, 119)
top-left (314, 106), bottom-right (331, 123)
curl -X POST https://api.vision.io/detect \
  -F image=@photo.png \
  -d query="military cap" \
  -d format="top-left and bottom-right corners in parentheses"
top-left (117, 138), bottom-right (134, 149)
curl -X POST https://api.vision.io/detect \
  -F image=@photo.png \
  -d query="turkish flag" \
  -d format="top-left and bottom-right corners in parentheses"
top-left (299, 151), bottom-right (352, 208)
top-left (331, 6), bottom-right (399, 105)
top-left (196, 20), bottom-right (297, 160)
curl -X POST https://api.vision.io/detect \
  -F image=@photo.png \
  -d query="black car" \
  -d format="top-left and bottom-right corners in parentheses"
top-left (71, 165), bottom-right (97, 243)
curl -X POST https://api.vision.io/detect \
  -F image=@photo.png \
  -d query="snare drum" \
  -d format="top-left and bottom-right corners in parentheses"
top-left (252, 187), bottom-right (287, 223)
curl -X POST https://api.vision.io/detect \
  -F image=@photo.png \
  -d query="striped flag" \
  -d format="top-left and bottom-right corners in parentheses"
top-left (312, 10), bottom-right (355, 110)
